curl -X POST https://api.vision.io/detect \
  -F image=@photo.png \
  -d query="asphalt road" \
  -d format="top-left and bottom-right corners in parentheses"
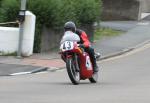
top-left (0, 45), bottom-right (150, 103)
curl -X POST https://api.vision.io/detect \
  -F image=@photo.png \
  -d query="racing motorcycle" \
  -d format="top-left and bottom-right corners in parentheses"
top-left (60, 33), bottom-right (100, 85)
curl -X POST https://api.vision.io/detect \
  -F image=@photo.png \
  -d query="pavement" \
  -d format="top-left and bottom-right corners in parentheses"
top-left (95, 20), bottom-right (150, 59)
top-left (0, 20), bottom-right (150, 76)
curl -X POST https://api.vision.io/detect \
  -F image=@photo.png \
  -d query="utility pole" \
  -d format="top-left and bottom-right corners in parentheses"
top-left (138, 0), bottom-right (142, 20)
top-left (17, 0), bottom-right (27, 58)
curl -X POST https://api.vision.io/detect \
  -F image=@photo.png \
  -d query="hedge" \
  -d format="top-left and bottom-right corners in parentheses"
top-left (0, 0), bottom-right (20, 22)
top-left (0, 0), bottom-right (102, 52)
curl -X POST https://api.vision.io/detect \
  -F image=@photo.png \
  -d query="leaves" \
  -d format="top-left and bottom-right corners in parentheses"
top-left (0, 0), bottom-right (19, 22)
top-left (0, 0), bottom-right (102, 28)
top-left (0, 0), bottom-right (102, 52)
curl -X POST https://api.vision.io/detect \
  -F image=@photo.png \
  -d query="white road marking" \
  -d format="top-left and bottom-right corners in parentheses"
top-left (10, 72), bottom-right (31, 76)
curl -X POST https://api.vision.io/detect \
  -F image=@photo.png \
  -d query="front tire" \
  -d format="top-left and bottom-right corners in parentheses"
top-left (66, 57), bottom-right (80, 85)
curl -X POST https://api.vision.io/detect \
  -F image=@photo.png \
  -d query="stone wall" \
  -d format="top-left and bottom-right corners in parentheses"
top-left (41, 27), bottom-right (63, 52)
top-left (140, 0), bottom-right (150, 13)
top-left (41, 25), bottom-right (94, 52)
top-left (101, 0), bottom-right (140, 20)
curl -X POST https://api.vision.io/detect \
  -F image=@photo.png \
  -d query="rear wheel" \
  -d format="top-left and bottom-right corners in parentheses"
top-left (89, 72), bottom-right (98, 83)
top-left (66, 56), bottom-right (80, 85)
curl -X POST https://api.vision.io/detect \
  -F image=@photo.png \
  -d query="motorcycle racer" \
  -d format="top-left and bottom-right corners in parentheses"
top-left (63, 21), bottom-right (99, 73)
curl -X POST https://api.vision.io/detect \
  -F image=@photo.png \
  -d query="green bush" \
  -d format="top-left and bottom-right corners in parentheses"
top-left (0, 0), bottom-right (2, 9)
top-left (0, 0), bottom-right (19, 22)
top-left (75, 0), bottom-right (102, 24)
top-left (0, 0), bottom-right (102, 52)
top-left (0, 0), bottom-right (2, 4)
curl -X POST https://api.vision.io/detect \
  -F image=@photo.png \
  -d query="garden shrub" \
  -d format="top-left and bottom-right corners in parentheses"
top-left (0, 0), bottom-right (102, 52)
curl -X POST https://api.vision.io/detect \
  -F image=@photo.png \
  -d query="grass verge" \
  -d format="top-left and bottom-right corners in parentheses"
top-left (94, 28), bottom-right (125, 40)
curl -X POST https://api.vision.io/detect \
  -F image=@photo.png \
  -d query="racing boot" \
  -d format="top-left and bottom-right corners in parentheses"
top-left (93, 62), bottom-right (99, 73)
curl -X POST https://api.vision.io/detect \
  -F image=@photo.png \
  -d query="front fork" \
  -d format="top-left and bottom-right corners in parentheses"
top-left (61, 53), bottom-right (80, 72)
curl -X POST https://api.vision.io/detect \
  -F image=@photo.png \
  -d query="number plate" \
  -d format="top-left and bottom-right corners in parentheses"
top-left (60, 41), bottom-right (74, 51)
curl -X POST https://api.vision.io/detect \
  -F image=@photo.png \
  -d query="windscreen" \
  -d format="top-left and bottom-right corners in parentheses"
top-left (60, 31), bottom-right (80, 44)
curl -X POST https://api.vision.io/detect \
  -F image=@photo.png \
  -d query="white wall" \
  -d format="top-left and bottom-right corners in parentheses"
top-left (0, 11), bottom-right (36, 56)
top-left (0, 27), bottom-right (19, 53)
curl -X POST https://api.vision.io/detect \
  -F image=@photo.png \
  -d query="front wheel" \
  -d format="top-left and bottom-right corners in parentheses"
top-left (89, 72), bottom-right (98, 83)
top-left (66, 57), bottom-right (80, 85)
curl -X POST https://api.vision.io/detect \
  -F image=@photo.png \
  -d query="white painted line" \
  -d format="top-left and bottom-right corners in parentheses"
top-left (10, 72), bottom-right (31, 76)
